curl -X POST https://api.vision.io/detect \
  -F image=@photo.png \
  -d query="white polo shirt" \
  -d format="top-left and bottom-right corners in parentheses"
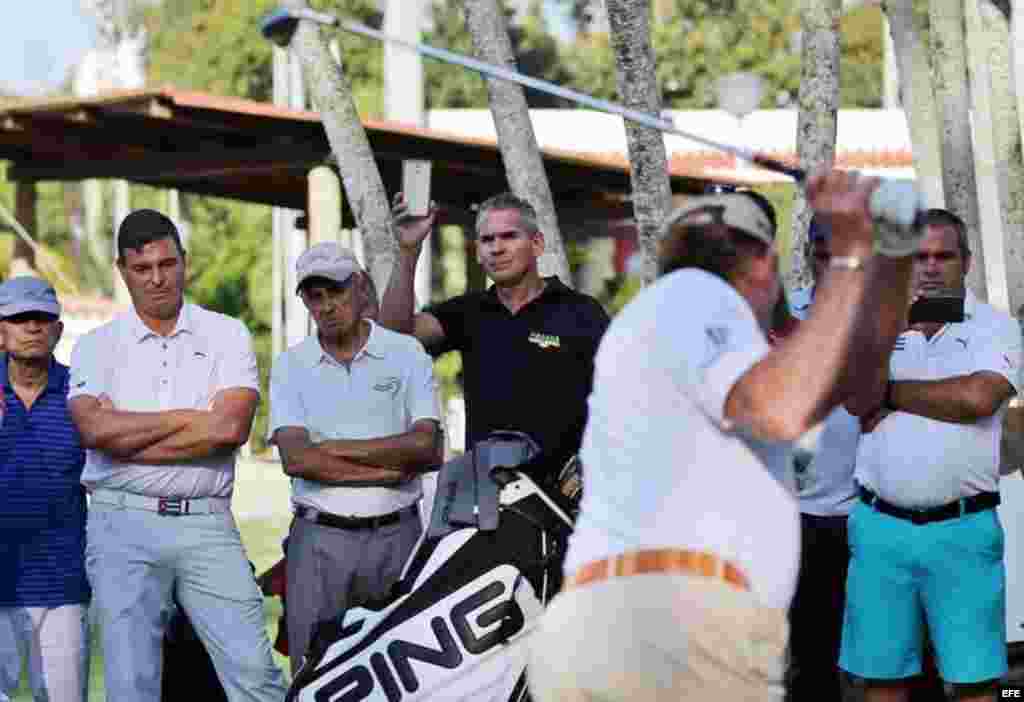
top-left (268, 321), bottom-right (440, 517)
top-left (567, 269), bottom-right (800, 611)
top-left (69, 303), bottom-right (260, 498)
top-left (789, 284), bottom-right (860, 517)
top-left (855, 292), bottom-right (1023, 508)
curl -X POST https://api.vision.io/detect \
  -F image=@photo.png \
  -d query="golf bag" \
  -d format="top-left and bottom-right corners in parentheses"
top-left (286, 431), bottom-right (575, 702)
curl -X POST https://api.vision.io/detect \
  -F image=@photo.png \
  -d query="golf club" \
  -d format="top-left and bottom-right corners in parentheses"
top-left (261, 8), bottom-right (804, 180)
top-left (260, 7), bottom-right (926, 242)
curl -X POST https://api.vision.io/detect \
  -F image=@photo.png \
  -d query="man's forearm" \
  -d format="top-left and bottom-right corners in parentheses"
top-left (284, 446), bottom-right (407, 485)
top-left (890, 376), bottom-right (1000, 423)
top-left (81, 408), bottom-right (204, 457)
top-left (320, 428), bottom-right (441, 473)
top-left (126, 411), bottom-right (246, 464)
top-left (731, 255), bottom-right (912, 440)
top-left (379, 247), bottom-right (421, 333)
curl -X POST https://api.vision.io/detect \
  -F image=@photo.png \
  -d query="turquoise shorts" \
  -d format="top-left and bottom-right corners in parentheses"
top-left (839, 500), bottom-right (1007, 683)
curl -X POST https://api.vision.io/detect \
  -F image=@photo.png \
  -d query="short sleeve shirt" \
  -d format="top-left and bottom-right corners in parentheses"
top-left (0, 356), bottom-right (89, 607)
top-left (426, 278), bottom-right (609, 478)
top-left (855, 292), bottom-right (1023, 508)
top-left (268, 321), bottom-right (440, 517)
top-left (566, 269), bottom-right (800, 611)
top-left (69, 303), bottom-right (259, 498)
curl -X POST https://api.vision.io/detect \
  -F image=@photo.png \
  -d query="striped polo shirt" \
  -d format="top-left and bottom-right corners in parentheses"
top-left (0, 354), bottom-right (89, 607)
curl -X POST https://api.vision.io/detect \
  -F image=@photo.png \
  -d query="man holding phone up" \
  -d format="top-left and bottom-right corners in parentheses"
top-left (841, 209), bottom-right (1022, 702)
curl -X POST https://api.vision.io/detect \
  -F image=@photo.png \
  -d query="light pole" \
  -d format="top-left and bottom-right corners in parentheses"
top-left (714, 72), bottom-right (764, 175)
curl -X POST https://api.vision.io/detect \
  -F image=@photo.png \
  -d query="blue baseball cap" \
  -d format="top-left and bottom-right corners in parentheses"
top-left (0, 277), bottom-right (60, 318)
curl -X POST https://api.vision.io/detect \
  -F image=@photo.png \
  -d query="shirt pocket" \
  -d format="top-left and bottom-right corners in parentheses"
top-left (183, 352), bottom-right (218, 409)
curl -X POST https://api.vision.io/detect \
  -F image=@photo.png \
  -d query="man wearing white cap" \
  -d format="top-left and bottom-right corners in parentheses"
top-left (0, 277), bottom-right (90, 702)
top-left (267, 242), bottom-right (442, 673)
top-left (527, 170), bottom-right (919, 702)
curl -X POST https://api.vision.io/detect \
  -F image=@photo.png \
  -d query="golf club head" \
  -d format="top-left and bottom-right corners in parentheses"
top-left (260, 8), bottom-right (299, 47)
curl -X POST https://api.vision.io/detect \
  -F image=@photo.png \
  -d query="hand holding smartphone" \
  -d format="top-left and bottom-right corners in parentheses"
top-left (402, 160), bottom-right (432, 218)
top-left (908, 295), bottom-right (965, 325)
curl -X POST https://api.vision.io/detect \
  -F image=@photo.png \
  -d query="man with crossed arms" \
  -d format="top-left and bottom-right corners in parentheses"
top-left (842, 209), bottom-right (1022, 702)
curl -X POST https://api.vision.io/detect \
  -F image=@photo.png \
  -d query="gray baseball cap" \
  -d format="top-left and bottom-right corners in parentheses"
top-left (667, 193), bottom-right (775, 246)
top-left (0, 276), bottom-right (60, 318)
top-left (295, 242), bottom-right (364, 292)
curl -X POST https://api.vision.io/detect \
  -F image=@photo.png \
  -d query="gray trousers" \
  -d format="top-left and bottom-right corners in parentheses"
top-left (286, 507), bottom-right (422, 674)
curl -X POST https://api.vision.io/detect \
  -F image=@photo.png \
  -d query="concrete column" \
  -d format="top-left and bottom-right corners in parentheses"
top-left (307, 166), bottom-right (343, 246)
top-left (112, 181), bottom-right (131, 304)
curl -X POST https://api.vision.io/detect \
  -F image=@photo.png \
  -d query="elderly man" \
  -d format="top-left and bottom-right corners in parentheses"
top-left (841, 209), bottom-right (1021, 702)
top-left (68, 209), bottom-right (287, 702)
top-left (0, 277), bottom-right (89, 702)
top-left (527, 170), bottom-right (918, 702)
top-left (268, 242), bottom-right (442, 673)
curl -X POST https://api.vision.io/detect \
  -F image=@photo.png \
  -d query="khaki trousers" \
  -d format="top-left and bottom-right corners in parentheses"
top-left (528, 573), bottom-right (788, 702)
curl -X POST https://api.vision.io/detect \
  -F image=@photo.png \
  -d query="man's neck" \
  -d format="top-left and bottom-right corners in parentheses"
top-left (320, 319), bottom-right (371, 365)
top-left (7, 355), bottom-right (50, 408)
top-left (138, 302), bottom-right (184, 338)
top-left (494, 273), bottom-right (547, 315)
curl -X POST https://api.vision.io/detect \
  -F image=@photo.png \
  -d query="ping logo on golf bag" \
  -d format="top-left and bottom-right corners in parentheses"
top-left (313, 567), bottom-right (527, 702)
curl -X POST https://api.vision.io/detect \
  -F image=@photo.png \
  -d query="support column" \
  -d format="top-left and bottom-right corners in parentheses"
top-left (12, 181), bottom-right (37, 277)
top-left (307, 166), bottom-right (343, 247)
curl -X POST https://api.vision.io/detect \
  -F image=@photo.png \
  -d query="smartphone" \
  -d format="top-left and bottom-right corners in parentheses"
top-left (402, 160), bottom-right (432, 218)
top-left (908, 296), bottom-right (965, 325)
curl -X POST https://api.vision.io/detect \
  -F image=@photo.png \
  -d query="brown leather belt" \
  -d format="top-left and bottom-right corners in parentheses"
top-left (566, 548), bottom-right (750, 591)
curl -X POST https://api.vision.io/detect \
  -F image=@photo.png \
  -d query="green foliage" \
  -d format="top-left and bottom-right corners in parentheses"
top-left (558, 0), bottom-right (882, 109)
top-left (145, 0), bottom-right (383, 114)
top-left (424, 0), bottom-right (574, 108)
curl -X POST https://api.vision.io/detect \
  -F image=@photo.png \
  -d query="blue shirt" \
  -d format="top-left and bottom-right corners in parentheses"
top-left (0, 355), bottom-right (89, 607)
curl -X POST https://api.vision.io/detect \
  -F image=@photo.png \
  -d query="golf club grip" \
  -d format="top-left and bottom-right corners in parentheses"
top-left (868, 179), bottom-right (923, 232)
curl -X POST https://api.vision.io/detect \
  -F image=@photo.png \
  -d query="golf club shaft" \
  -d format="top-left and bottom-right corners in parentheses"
top-left (334, 18), bottom-right (806, 181)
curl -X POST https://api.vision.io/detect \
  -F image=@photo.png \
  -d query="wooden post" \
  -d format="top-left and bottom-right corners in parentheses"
top-left (12, 181), bottom-right (37, 276)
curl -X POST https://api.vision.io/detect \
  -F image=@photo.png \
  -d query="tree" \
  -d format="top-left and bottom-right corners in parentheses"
top-left (930, 0), bottom-right (986, 299)
top-left (463, 0), bottom-right (571, 282)
top-left (561, 0), bottom-right (882, 111)
top-left (605, 0), bottom-right (672, 285)
top-left (787, 0), bottom-right (841, 291)
top-left (280, 0), bottom-right (396, 294)
top-left (885, 0), bottom-right (944, 208)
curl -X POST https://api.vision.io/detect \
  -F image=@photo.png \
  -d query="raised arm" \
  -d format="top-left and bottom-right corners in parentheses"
top-left (379, 196), bottom-right (446, 347)
top-left (725, 171), bottom-right (915, 441)
top-left (273, 427), bottom-right (408, 486)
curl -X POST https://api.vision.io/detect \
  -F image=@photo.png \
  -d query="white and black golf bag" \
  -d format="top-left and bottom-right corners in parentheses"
top-left (286, 431), bottom-right (576, 702)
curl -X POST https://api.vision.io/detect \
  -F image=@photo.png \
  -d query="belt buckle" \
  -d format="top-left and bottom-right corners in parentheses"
top-left (158, 497), bottom-right (187, 516)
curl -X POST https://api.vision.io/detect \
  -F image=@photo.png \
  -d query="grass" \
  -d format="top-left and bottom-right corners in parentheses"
top-left (13, 459), bottom-right (295, 701)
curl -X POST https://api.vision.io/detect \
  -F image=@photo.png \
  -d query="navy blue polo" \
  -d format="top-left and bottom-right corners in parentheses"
top-left (0, 354), bottom-right (89, 607)
top-left (427, 277), bottom-right (609, 481)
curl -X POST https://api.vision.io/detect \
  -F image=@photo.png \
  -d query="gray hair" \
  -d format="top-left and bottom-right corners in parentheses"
top-left (919, 208), bottom-right (970, 259)
top-left (474, 192), bottom-right (539, 237)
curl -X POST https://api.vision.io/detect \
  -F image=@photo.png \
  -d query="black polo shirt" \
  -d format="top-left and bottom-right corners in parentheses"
top-left (427, 277), bottom-right (609, 483)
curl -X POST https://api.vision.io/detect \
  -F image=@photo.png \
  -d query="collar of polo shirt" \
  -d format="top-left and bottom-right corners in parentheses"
top-left (307, 319), bottom-right (387, 367)
top-left (127, 302), bottom-right (196, 342)
top-left (0, 354), bottom-right (63, 392)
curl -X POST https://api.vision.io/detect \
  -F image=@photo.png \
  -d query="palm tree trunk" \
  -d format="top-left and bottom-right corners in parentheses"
top-left (463, 0), bottom-right (571, 283)
top-left (281, 0), bottom-right (396, 294)
top-left (930, 0), bottom-right (987, 299)
top-left (605, 0), bottom-right (672, 285)
top-left (885, 0), bottom-right (944, 209)
top-left (787, 0), bottom-right (841, 292)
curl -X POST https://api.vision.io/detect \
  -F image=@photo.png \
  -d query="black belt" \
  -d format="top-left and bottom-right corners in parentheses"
top-left (858, 485), bottom-right (1000, 525)
top-left (294, 504), bottom-right (416, 530)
